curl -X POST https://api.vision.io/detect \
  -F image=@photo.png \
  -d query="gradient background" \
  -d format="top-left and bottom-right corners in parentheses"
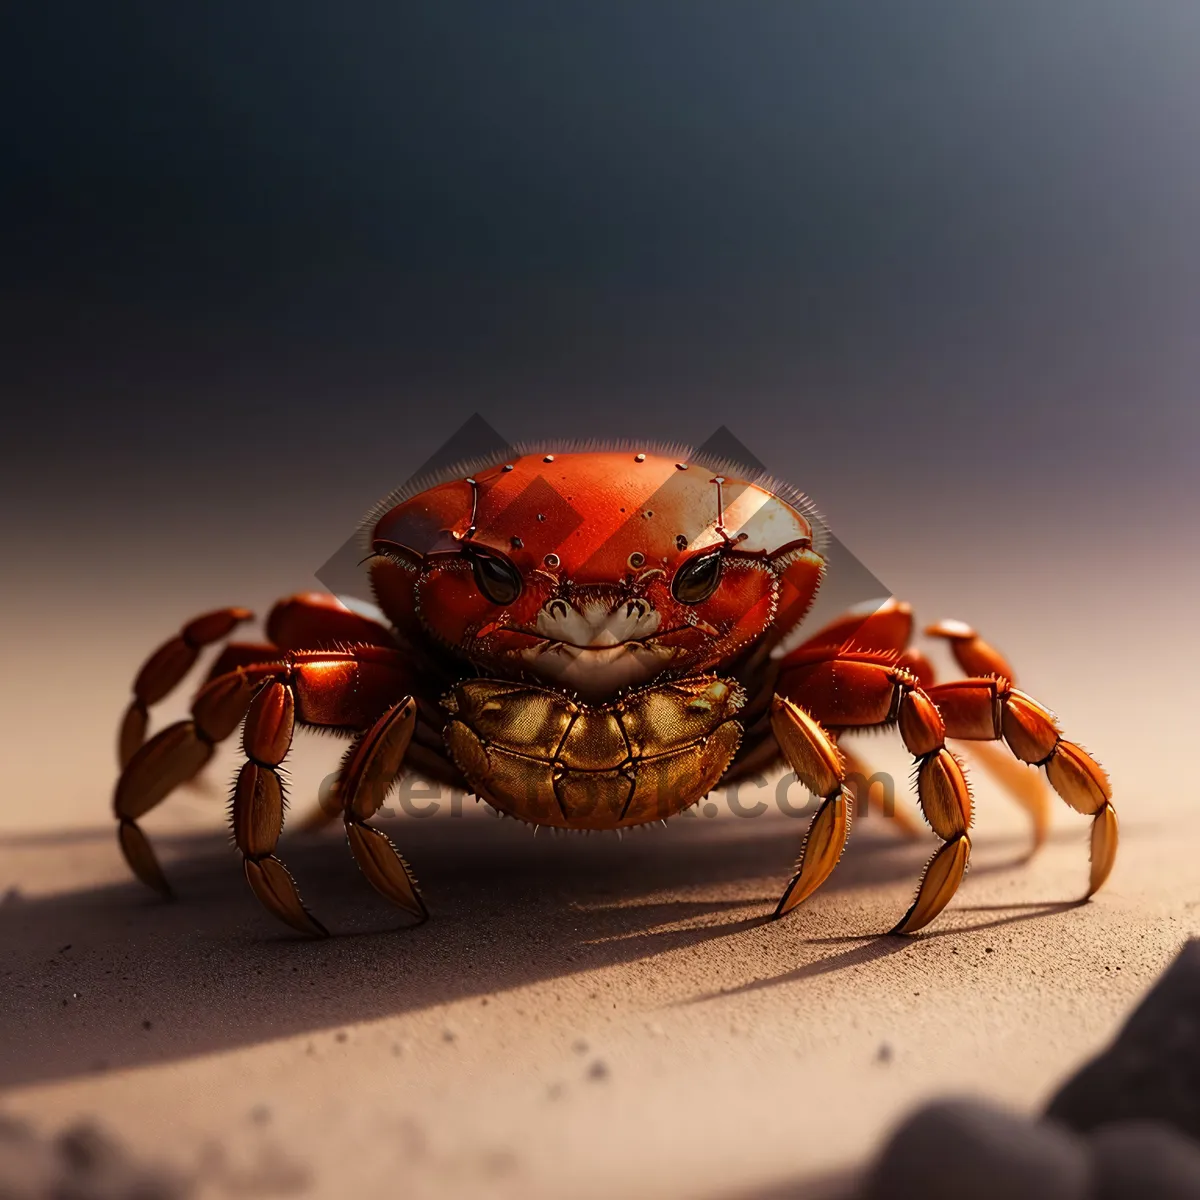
top-left (3, 4), bottom-right (1199, 1197)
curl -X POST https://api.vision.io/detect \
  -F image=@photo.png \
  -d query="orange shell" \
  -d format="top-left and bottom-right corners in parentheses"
top-left (373, 449), bottom-right (816, 583)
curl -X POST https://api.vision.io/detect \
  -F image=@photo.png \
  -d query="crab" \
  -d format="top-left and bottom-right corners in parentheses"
top-left (113, 446), bottom-right (1117, 937)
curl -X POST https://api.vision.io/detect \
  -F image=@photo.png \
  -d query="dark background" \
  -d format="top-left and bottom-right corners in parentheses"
top-left (3, 1), bottom-right (1197, 592)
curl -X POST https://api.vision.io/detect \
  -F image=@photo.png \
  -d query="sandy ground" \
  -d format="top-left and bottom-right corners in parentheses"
top-left (3, 530), bottom-right (1197, 1199)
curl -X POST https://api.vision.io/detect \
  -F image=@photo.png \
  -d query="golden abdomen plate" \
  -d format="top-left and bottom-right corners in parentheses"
top-left (442, 676), bottom-right (745, 829)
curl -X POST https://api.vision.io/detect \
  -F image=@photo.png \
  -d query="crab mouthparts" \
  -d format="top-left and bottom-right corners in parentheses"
top-left (519, 598), bottom-right (676, 698)
top-left (520, 638), bottom-right (675, 701)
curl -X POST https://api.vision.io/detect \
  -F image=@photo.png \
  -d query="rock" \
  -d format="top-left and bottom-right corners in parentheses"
top-left (859, 1098), bottom-right (1089, 1200)
top-left (1087, 1120), bottom-right (1200, 1200)
top-left (1047, 939), bottom-right (1200, 1140)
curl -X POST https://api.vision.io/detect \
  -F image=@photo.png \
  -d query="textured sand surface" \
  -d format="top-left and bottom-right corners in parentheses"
top-left (3, 533), bottom-right (1195, 1199)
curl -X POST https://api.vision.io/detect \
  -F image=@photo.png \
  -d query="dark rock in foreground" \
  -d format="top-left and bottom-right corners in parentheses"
top-left (853, 939), bottom-right (1200, 1200)
top-left (1047, 939), bottom-right (1200, 1140)
top-left (856, 1102), bottom-right (1200, 1200)
top-left (859, 1097), bottom-right (1089, 1200)
top-left (1088, 1120), bottom-right (1200, 1200)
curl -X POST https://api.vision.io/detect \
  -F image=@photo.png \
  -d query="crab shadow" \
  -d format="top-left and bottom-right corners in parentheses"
top-left (2, 810), bottom-right (1098, 1090)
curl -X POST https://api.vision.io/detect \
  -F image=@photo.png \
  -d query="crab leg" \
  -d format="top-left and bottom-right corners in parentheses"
top-left (264, 591), bottom-right (399, 651)
top-left (232, 651), bottom-right (422, 934)
top-left (116, 610), bottom-right (378, 866)
top-left (253, 591), bottom-right (399, 829)
top-left (734, 619), bottom-right (923, 836)
top-left (292, 705), bottom-right (466, 834)
top-left (115, 645), bottom-right (415, 909)
top-left (770, 697), bottom-right (855, 915)
top-left (337, 698), bottom-right (427, 921)
top-left (769, 598), bottom-right (928, 837)
top-left (776, 650), bottom-right (974, 934)
top-left (114, 662), bottom-right (274, 895)
top-left (926, 676), bottom-right (1117, 896)
top-left (230, 650), bottom-right (421, 934)
top-left (924, 619), bottom-right (1052, 847)
top-left (201, 641), bottom-right (285, 684)
top-left (117, 607), bottom-right (254, 766)
top-left (788, 600), bottom-right (1053, 850)
top-left (233, 677), bottom-right (328, 937)
top-left (925, 618), bottom-right (1017, 680)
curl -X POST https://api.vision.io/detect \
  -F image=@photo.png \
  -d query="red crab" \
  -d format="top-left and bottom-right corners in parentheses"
top-left (113, 446), bottom-right (1117, 936)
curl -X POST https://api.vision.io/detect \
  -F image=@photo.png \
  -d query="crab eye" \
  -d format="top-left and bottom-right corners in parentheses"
top-left (671, 550), bottom-right (723, 605)
top-left (465, 546), bottom-right (523, 606)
